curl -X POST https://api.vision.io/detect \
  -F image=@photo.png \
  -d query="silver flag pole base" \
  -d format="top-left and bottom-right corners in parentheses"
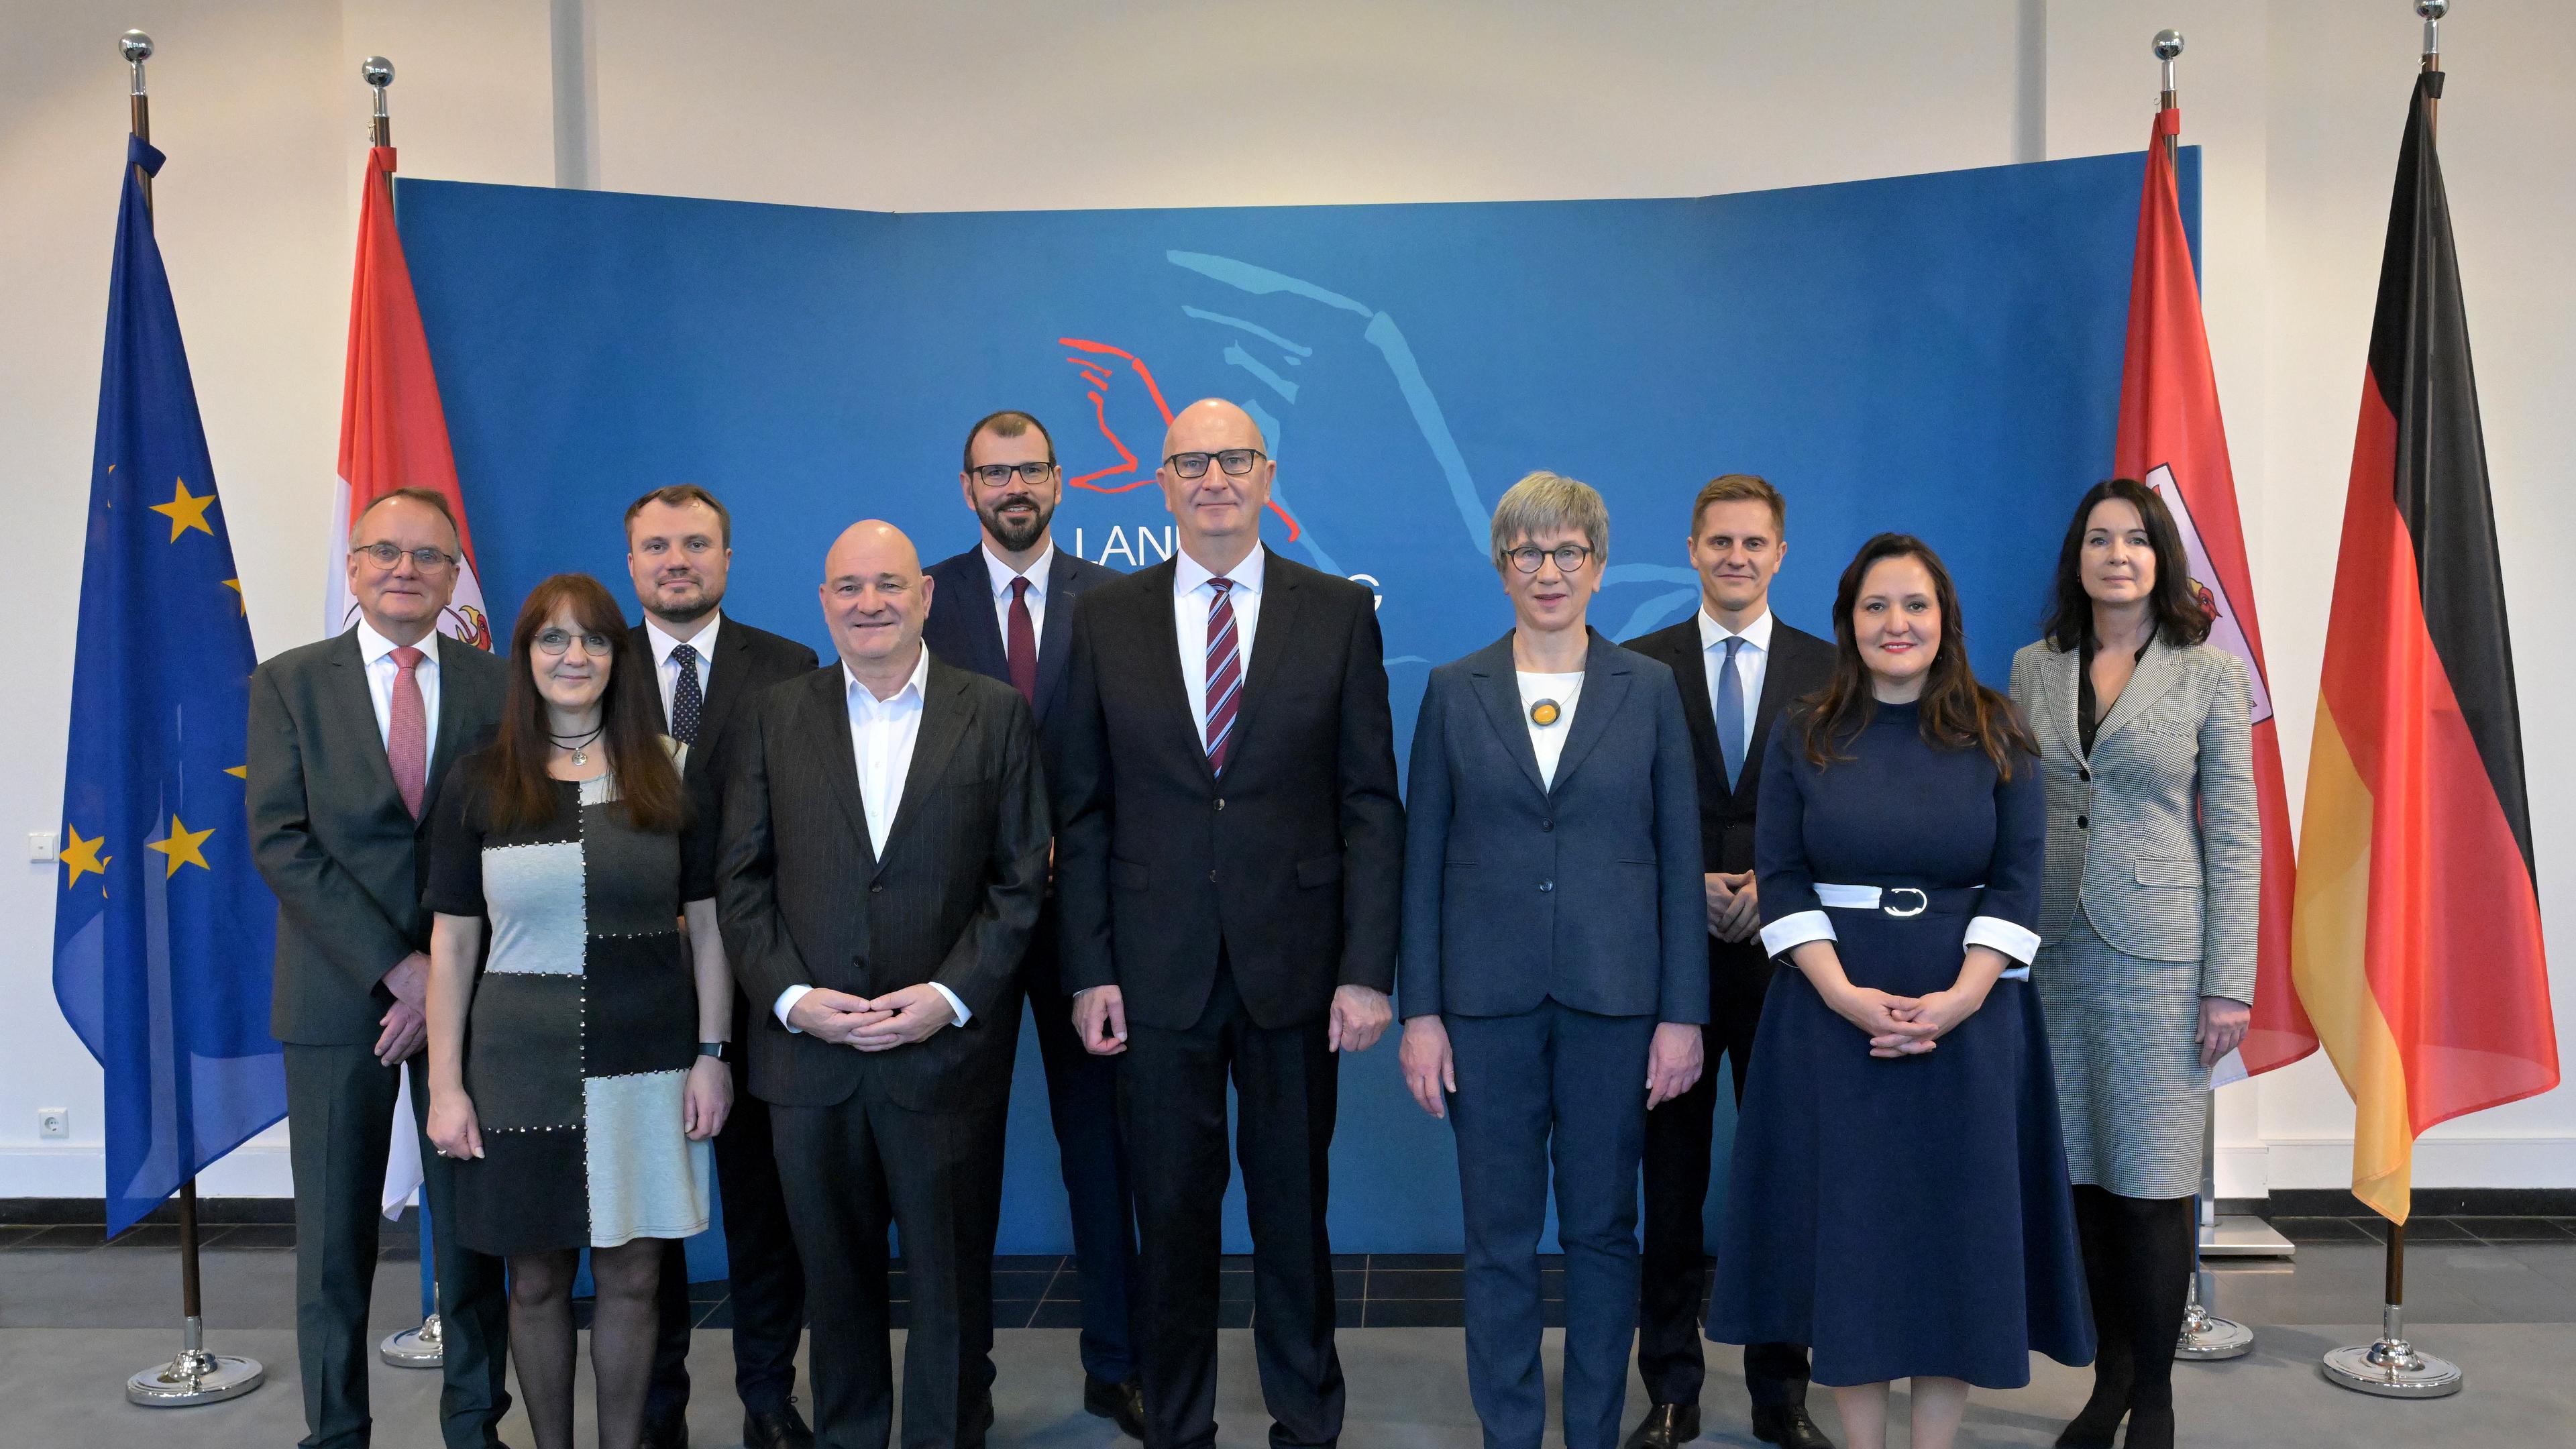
top-left (380, 1312), bottom-right (445, 1368)
top-left (2177, 1295), bottom-right (2254, 1360)
top-left (127, 1316), bottom-right (264, 1407)
top-left (2321, 1303), bottom-right (2463, 1398)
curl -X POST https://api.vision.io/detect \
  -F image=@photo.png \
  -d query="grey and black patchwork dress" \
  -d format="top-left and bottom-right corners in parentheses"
top-left (426, 765), bottom-right (716, 1254)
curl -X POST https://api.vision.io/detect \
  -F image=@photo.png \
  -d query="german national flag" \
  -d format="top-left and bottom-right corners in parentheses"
top-left (2292, 71), bottom-right (2555, 1224)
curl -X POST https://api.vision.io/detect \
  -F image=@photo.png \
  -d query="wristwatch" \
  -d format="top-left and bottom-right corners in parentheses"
top-left (697, 1041), bottom-right (731, 1062)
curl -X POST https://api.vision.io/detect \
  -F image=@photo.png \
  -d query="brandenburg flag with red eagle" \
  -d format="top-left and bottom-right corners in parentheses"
top-left (2293, 71), bottom-right (2555, 1223)
top-left (2114, 105), bottom-right (2312, 1082)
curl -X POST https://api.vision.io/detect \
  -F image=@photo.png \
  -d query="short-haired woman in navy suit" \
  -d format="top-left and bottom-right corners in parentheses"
top-left (1707, 534), bottom-right (2092, 1449)
top-left (1397, 471), bottom-right (1709, 1449)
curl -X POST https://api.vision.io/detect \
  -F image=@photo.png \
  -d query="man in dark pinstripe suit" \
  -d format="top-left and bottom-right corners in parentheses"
top-left (718, 520), bottom-right (1051, 1449)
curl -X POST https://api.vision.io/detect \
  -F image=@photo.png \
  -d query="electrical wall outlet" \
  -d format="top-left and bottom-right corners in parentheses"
top-left (28, 830), bottom-right (54, 863)
top-left (37, 1108), bottom-right (69, 1140)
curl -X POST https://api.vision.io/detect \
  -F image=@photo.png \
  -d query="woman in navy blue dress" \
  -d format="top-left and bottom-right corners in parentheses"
top-left (1707, 534), bottom-right (2091, 1449)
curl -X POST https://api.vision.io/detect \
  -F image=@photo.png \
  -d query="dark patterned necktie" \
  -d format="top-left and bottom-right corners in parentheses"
top-left (1203, 578), bottom-right (1241, 770)
top-left (669, 642), bottom-right (703, 746)
top-left (1006, 578), bottom-right (1038, 706)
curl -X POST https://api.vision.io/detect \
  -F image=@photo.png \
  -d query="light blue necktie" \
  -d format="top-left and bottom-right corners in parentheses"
top-left (1716, 636), bottom-right (1747, 789)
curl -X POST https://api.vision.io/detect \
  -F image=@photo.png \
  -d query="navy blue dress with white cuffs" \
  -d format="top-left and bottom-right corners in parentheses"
top-left (1705, 700), bottom-right (2093, 1389)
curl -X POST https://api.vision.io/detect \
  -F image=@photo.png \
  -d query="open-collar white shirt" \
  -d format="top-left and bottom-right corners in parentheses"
top-left (773, 645), bottom-right (969, 1032)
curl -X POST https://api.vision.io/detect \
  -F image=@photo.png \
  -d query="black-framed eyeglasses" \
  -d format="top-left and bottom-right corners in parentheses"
top-left (532, 629), bottom-right (614, 657)
top-left (351, 541), bottom-right (459, 571)
top-left (1505, 543), bottom-right (1595, 574)
top-left (1163, 448), bottom-right (1267, 480)
top-left (969, 461), bottom-right (1057, 486)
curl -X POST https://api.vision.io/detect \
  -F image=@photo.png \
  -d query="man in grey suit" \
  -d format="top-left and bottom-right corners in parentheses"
top-left (718, 521), bottom-right (1051, 1449)
top-left (248, 487), bottom-right (512, 1449)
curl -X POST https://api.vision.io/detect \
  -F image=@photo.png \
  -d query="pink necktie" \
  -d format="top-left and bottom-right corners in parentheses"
top-left (1204, 579), bottom-right (1240, 771)
top-left (389, 645), bottom-right (427, 818)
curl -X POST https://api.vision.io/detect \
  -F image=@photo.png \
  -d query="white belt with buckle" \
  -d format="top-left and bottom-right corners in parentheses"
top-left (1815, 883), bottom-right (1970, 918)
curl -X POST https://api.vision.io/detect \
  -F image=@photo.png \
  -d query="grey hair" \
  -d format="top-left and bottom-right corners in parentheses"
top-left (1489, 470), bottom-right (1609, 572)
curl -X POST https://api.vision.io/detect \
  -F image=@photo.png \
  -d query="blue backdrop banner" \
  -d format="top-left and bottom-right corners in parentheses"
top-left (397, 148), bottom-right (2190, 1254)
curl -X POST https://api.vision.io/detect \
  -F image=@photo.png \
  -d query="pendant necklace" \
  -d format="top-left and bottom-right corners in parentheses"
top-left (1527, 676), bottom-right (1582, 728)
top-left (550, 724), bottom-right (605, 767)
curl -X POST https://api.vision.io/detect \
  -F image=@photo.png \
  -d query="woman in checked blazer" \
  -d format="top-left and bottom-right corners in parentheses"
top-left (2008, 478), bottom-right (2258, 1449)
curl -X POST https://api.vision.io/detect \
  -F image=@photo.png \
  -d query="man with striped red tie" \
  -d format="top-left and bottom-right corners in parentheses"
top-left (1055, 398), bottom-right (1405, 1449)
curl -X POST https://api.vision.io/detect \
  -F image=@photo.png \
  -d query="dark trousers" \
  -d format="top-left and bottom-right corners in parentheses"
top-left (1637, 954), bottom-right (1811, 1410)
top-left (649, 1026), bottom-right (808, 1426)
top-left (1448, 1004), bottom-right (1656, 1449)
top-left (771, 1077), bottom-right (1001, 1449)
top-left (283, 1043), bottom-right (511, 1449)
top-left (1122, 964), bottom-right (1344, 1449)
top-left (973, 930), bottom-right (1138, 1387)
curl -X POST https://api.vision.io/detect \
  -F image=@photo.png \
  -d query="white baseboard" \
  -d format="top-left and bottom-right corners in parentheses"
top-left (2215, 1136), bottom-right (2576, 1196)
top-left (0, 1141), bottom-right (295, 1200)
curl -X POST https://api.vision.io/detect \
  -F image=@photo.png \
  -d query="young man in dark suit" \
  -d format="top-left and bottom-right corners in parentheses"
top-left (247, 488), bottom-right (513, 1449)
top-left (718, 520), bottom-right (1051, 1449)
top-left (1056, 398), bottom-right (1405, 1449)
top-left (1621, 475), bottom-right (1839, 1449)
top-left (624, 484), bottom-right (823, 1449)
top-left (919, 412), bottom-right (1142, 1438)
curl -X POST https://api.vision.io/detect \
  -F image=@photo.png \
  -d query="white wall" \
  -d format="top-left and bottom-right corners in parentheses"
top-left (4, 0), bottom-right (2571, 1200)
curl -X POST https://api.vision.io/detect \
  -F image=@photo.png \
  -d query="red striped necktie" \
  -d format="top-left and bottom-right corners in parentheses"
top-left (1203, 578), bottom-right (1241, 771)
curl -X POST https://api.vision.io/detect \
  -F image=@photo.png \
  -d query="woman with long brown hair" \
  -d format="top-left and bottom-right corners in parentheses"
top-left (421, 573), bottom-right (733, 1449)
top-left (1705, 535), bottom-right (2090, 1449)
top-left (2010, 479), bottom-right (2257, 1449)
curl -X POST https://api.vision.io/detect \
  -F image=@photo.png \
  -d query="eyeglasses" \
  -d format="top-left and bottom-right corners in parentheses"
top-left (969, 462), bottom-right (1057, 487)
top-left (532, 629), bottom-right (614, 657)
top-left (1163, 449), bottom-right (1267, 480)
top-left (351, 541), bottom-right (460, 571)
top-left (1505, 543), bottom-right (1595, 574)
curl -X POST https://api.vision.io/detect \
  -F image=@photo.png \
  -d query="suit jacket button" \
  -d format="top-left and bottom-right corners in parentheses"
top-left (1539, 879), bottom-right (1554, 893)
top-left (1208, 869), bottom-right (1219, 883)
top-left (1214, 798), bottom-right (1226, 810)
top-left (2076, 815), bottom-right (2090, 829)
top-left (870, 883), bottom-right (884, 893)
top-left (2079, 767), bottom-right (2092, 782)
top-left (1542, 818), bottom-right (1554, 832)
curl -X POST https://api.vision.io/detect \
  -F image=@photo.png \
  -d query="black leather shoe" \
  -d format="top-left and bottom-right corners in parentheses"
top-left (1623, 1401), bottom-right (1701, 1448)
top-left (640, 1415), bottom-right (688, 1449)
top-left (1751, 1403), bottom-right (1836, 1449)
top-left (1084, 1374), bottom-right (1148, 1440)
top-left (743, 1397), bottom-right (816, 1449)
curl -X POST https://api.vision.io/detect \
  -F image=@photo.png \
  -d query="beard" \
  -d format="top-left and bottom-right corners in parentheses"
top-left (652, 576), bottom-right (722, 624)
top-left (979, 495), bottom-right (1053, 554)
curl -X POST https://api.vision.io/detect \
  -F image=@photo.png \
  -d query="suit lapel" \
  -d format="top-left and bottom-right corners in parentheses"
top-left (1134, 561), bottom-right (1216, 786)
top-left (805, 667), bottom-right (878, 872)
top-left (953, 555), bottom-right (1012, 682)
top-left (875, 657), bottom-right (969, 877)
top-left (422, 633), bottom-right (482, 810)
top-left (325, 631), bottom-right (407, 812)
top-left (1547, 631), bottom-right (1631, 796)
top-left (2039, 644), bottom-right (2084, 760)
top-left (1033, 549), bottom-right (1081, 725)
top-left (1737, 627), bottom-right (1802, 803)
top-left (688, 621), bottom-right (755, 755)
top-left (2092, 637), bottom-right (2186, 750)
top-left (1219, 548), bottom-right (1295, 780)
top-left (1466, 636), bottom-right (1548, 799)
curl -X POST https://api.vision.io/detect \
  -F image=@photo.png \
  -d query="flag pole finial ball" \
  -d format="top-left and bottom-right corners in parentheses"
top-left (119, 30), bottom-right (153, 64)
top-left (363, 56), bottom-right (394, 88)
top-left (2416, 1), bottom-right (2448, 21)
top-left (2152, 30), bottom-right (2184, 61)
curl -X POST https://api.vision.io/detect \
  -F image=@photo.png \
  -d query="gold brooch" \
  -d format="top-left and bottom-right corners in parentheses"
top-left (1528, 699), bottom-right (1561, 727)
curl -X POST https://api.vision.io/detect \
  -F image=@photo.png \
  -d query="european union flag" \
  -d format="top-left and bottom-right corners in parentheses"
top-left (55, 136), bottom-right (286, 1238)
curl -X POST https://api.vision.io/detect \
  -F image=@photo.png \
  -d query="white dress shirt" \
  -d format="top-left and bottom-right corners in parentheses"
top-left (354, 617), bottom-right (441, 760)
top-left (644, 612), bottom-right (722, 727)
top-left (1697, 606), bottom-right (1773, 751)
top-left (1515, 671), bottom-right (1585, 790)
top-left (772, 647), bottom-right (971, 1032)
top-left (1174, 545), bottom-right (1267, 739)
top-left (983, 542), bottom-right (1053, 655)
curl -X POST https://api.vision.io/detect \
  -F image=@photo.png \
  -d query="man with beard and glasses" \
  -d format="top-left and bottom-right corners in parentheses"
top-left (922, 411), bottom-right (1142, 1438)
top-left (623, 484), bottom-right (824, 1449)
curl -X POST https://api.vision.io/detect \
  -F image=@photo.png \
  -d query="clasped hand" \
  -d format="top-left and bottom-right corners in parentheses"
top-left (788, 985), bottom-right (956, 1051)
top-left (1825, 981), bottom-right (1986, 1058)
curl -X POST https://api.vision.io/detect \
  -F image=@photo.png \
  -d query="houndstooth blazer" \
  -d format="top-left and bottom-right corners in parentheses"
top-left (2007, 636), bottom-right (2260, 1002)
